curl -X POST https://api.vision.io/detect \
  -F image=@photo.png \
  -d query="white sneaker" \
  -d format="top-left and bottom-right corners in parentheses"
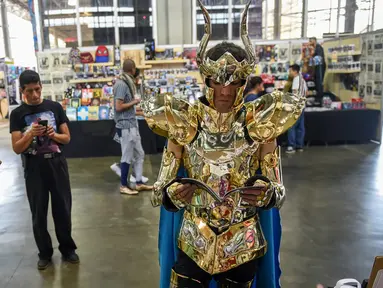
top-left (286, 147), bottom-right (296, 154)
top-left (110, 163), bottom-right (121, 177)
top-left (120, 186), bottom-right (138, 195)
top-left (142, 176), bottom-right (149, 183)
top-left (130, 175), bottom-right (149, 183)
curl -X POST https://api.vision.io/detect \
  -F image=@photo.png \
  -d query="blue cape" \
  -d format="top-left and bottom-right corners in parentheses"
top-left (158, 167), bottom-right (282, 288)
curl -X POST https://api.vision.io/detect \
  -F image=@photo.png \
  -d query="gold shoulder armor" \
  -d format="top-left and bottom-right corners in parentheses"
top-left (142, 92), bottom-right (198, 146)
top-left (244, 90), bottom-right (305, 143)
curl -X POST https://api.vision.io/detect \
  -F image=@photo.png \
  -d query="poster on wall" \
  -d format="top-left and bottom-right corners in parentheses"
top-left (37, 53), bottom-right (52, 72)
top-left (359, 83), bottom-right (366, 99)
top-left (290, 43), bottom-right (302, 64)
top-left (373, 81), bottom-right (383, 99)
top-left (375, 60), bottom-right (382, 81)
top-left (275, 44), bottom-right (289, 62)
top-left (39, 73), bottom-right (52, 87)
top-left (256, 45), bottom-right (277, 62)
top-left (42, 91), bottom-right (52, 101)
top-left (366, 81), bottom-right (373, 100)
top-left (373, 33), bottom-right (383, 58)
top-left (367, 60), bottom-right (374, 78)
top-left (367, 36), bottom-right (374, 56)
top-left (51, 53), bottom-right (62, 69)
top-left (51, 72), bottom-right (65, 92)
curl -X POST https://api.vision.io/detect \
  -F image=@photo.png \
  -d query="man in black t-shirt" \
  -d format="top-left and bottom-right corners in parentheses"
top-left (309, 37), bottom-right (326, 98)
top-left (10, 70), bottom-right (79, 270)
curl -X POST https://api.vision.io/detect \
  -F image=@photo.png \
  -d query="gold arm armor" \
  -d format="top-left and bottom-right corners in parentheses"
top-left (260, 147), bottom-right (286, 209)
top-left (245, 90), bottom-right (306, 143)
top-left (152, 148), bottom-right (181, 207)
top-left (141, 90), bottom-right (198, 146)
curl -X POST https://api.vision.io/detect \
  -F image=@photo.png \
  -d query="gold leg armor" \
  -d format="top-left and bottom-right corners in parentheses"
top-left (170, 269), bottom-right (207, 288)
top-left (151, 148), bottom-right (181, 207)
top-left (260, 146), bottom-right (286, 209)
top-left (216, 278), bottom-right (254, 288)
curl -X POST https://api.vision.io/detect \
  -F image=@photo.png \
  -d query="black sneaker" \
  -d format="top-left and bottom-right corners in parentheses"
top-left (37, 258), bottom-right (52, 270)
top-left (62, 253), bottom-right (80, 264)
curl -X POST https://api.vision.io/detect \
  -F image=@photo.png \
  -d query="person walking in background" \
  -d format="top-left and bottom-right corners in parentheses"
top-left (309, 37), bottom-right (326, 98)
top-left (243, 75), bottom-right (264, 103)
top-left (286, 64), bottom-right (308, 154)
top-left (114, 59), bottom-right (153, 195)
top-left (111, 66), bottom-right (149, 184)
top-left (10, 70), bottom-right (78, 270)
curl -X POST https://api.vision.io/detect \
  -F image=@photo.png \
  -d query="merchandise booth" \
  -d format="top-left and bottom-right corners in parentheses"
top-left (35, 43), bottom-right (202, 157)
top-left (32, 32), bottom-right (382, 158)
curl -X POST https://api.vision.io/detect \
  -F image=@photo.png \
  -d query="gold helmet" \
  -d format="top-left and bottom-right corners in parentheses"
top-left (197, 0), bottom-right (256, 110)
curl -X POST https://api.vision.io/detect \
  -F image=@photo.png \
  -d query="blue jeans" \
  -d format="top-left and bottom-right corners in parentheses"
top-left (287, 113), bottom-right (305, 149)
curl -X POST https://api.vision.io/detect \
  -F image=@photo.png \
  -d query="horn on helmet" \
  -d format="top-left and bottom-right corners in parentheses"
top-left (196, 0), bottom-right (211, 66)
top-left (241, 0), bottom-right (256, 63)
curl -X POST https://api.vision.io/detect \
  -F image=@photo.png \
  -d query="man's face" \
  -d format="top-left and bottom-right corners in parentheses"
top-left (210, 79), bottom-right (242, 113)
top-left (21, 82), bottom-right (42, 105)
top-left (309, 39), bottom-right (317, 47)
top-left (289, 68), bottom-right (295, 78)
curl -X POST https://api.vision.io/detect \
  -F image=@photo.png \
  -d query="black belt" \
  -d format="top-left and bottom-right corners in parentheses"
top-left (25, 152), bottom-right (61, 159)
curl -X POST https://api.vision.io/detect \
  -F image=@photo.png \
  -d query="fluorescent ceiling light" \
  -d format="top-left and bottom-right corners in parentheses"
top-left (68, 0), bottom-right (76, 7)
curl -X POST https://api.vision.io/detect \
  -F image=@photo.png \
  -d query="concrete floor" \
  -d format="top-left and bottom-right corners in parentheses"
top-left (1, 124), bottom-right (383, 288)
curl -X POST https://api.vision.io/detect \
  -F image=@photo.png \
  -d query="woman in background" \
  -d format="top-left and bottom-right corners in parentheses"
top-left (244, 76), bottom-right (265, 103)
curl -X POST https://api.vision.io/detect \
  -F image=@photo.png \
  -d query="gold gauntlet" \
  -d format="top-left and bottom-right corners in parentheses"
top-left (151, 148), bottom-right (181, 207)
top-left (260, 147), bottom-right (286, 209)
top-left (166, 183), bottom-right (187, 210)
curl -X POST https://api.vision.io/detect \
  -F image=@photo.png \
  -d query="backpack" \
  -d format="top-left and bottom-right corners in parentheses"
top-left (95, 46), bottom-right (109, 63)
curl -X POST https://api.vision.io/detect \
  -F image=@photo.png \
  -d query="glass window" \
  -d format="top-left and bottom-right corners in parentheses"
top-left (41, 0), bottom-right (78, 49)
top-left (79, 0), bottom-right (115, 46)
top-left (119, 0), bottom-right (153, 45)
top-left (232, 0), bottom-right (263, 40)
top-left (307, 0), bottom-right (345, 38)
top-left (281, 0), bottom-right (303, 39)
top-left (196, 0), bottom-right (229, 41)
top-left (262, 0), bottom-right (274, 39)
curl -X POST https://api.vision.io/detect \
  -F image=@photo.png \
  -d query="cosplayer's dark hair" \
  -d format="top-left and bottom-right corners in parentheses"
top-left (206, 42), bottom-right (248, 62)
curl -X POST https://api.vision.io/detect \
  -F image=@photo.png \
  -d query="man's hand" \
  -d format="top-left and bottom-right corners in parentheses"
top-left (170, 183), bottom-right (197, 204)
top-left (241, 183), bottom-right (268, 207)
top-left (132, 98), bottom-right (141, 105)
top-left (31, 124), bottom-right (46, 137)
top-left (46, 125), bottom-right (56, 139)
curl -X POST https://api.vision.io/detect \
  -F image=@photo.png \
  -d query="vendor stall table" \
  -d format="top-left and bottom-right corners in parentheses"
top-left (279, 109), bottom-right (380, 145)
top-left (64, 119), bottom-right (166, 158)
top-left (64, 109), bottom-right (380, 158)
top-left (304, 109), bottom-right (380, 143)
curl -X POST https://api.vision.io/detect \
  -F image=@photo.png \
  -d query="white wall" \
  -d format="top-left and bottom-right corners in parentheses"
top-left (0, 12), bottom-right (37, 68)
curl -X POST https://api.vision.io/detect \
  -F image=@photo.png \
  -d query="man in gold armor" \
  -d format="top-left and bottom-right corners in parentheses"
top-left (141, 1), bottom-right (305, 287)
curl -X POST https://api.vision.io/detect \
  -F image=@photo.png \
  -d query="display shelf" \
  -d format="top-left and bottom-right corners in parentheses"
top-left (329, 51), bottom-right (361, 57)
top-left (143, 59), bottom-right (188, 65)
top-left (327, 69), bottom-right (361, 74)
top-left (145, 72), bottom-right (203, 84)
top-left (137, 65), bottom-right (153, 69)
top-left (69, 77), bottom-right (115, 84)
top-left (75, 62), bottom-right (115, 68)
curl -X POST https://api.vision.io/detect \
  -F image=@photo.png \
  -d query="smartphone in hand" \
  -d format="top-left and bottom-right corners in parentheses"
top-left (38, 120), bottom-right (48, 127)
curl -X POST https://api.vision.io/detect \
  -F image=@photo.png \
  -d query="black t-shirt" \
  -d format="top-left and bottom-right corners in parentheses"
top-left (10, 99), bottom-right (69, 155)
